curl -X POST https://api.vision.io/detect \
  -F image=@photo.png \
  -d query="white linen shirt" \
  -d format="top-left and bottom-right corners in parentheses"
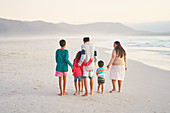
top-left (78, 42), bottom-right (97, 71)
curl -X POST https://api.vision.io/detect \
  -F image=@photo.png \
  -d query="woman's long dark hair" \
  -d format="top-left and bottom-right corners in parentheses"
top-left (75, 51), bottom-right (82, 62)
top-left (114, 41), bottom-right (126, 58)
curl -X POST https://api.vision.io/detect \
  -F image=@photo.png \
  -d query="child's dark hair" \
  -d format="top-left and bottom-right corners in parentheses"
top-left (98, 60), bottom-right (104, 67)
top-left (75, 51), bottom-right (81, 62)
top-left (59, 39), bottom-right (66, 47)
top-left (83, 37), bottom-right (90, 42)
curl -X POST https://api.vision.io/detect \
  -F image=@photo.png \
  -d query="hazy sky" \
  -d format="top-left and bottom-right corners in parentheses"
top-left (0, 0), bottom-right (170, 24)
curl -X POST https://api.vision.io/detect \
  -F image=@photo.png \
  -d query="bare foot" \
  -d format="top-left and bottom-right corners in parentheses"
top-left (81, 90), bottom-right (84, 92)
top-left (74, 92), bottom-right (77, 95)
top-left (118, 90), bottom-right (122, 93)
top-left (82, 93), bottom-right (88, 96)
top-left (110, 89), bottom-right (116, 93)
top-left (97, 90), bottom-right (100, 93)
top-left (90, 92), bottom-right (95, 95)
top-left (58, 93), bottom-right (63, 96)
top-left (102, 92), bottom-right (104, 94)
top-left (63, 92), bottom-right (68, 95)
top-left (78, 91), bottom-right (81, 95)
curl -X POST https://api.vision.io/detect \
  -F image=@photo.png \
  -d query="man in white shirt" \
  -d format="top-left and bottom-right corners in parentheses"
top-left (78, 37), bottom-right (97, 96)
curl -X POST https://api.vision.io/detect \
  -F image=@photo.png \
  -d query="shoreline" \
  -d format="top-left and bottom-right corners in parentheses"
top-left (1, 37), bottom-right (169, 71)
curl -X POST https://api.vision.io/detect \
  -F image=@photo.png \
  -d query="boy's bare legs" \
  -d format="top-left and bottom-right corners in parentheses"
top-left (82, 78), bottom-right (88, 96)
top-left (101, 84), bottom-right (104, 94)
top-left (118, 80), bottom-right (122, 93)
top-left (97, 83), bottom-right (101, 93)
top-left (81, 78), bottom-right (84, 92)
top-left (78, 81), bottom-right (81, 95)
top-left (110, 80), bottom-right (116, 93)
top-left (90, 78), bottom-right (95, 95)
top-left (58, 77), bottom-right (63, 96)
top-left (74, 82), bottom-right (77, 95)
top-left (63, 76), bottom-right (68, 95)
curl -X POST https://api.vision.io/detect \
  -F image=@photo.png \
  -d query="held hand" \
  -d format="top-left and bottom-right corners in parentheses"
top-left (90, 58), bottom-right (94, 61)
top-left (107, 65), bottom-right (110, 69)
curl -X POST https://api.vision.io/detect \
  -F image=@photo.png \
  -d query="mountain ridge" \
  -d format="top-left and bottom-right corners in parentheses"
top-left (127, 21), bottom-right (170, 32)
top-left (0, 17), bottom-right (169, 37)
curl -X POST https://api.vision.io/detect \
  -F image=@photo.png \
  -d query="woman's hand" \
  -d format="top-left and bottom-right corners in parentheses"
top-left (125, 66), bottom-right (127, 70)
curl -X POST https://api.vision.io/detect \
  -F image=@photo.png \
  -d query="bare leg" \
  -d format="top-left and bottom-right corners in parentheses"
top-left (110, 80), bottom-right (116, 93)
top-left (58, 77), bottom-right (63, 96)
top-left (118, 80), bottom-right (122, 93)
top-left (97, 83), bottom-right (101, 93)
top-left (101, 84), bottom-right (104, 94)
top-left (81, 78), bottom-right (84, 92)
top-left (78, 81), bottom-right (81, 95)
top-left (63, 76), bottom-right (68, 95)
top-left (82, 78), bottom-right (88, 96)
top-left (90, 78), bottom-right (95, 95)
top-left (74, 82), bottom-right (77, 95)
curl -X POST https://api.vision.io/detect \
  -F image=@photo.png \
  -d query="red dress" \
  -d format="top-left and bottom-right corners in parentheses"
top-left (72, 58), bottom-right (93, 77)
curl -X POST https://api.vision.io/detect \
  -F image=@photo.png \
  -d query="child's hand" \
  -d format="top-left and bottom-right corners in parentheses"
top-left (106, 67), bottom-right (109, 71)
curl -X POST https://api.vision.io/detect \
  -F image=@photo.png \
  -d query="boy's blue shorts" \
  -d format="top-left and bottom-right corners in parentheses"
top-left (74, 76), bottom-right (82, 82)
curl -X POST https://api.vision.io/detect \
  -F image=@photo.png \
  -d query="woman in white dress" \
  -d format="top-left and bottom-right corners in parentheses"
top-left (107, 41), bottom-right (127, 93)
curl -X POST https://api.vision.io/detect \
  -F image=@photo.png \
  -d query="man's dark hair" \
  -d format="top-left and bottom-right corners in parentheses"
top-left (98, 60), bottom-right (104, 67)
top-left (59, 39), bottom-right (66, 47)
top-left (83, 37), bottom-right (90, 42)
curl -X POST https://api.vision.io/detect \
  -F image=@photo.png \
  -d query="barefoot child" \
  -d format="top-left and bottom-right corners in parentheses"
top-left (55, 39), bottom-right (73, 96)
top-left (96, 60), bottom-right (108, 94)
top-left (72, 51), bottom-right (93, 95)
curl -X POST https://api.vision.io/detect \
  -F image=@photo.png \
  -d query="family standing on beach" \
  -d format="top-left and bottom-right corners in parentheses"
top-left (55, 37), bottom-right (127, 96)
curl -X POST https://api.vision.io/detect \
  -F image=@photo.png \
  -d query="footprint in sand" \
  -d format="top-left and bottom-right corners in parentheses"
top-left (37, 84), bottom-right (42, 88)
top-left (168, 101), bottom-right (170, 106)
top-left (33, 88), bottom-right (38, 90)
top-left (11, 90), bottom-right (17, 94)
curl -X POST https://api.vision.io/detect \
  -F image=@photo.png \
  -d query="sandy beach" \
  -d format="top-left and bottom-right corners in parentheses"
top-left (0, 38), bottom-right (170, 113)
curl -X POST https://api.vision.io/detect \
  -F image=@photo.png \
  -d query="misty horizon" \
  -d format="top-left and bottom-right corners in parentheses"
top-left (1, 0), bottom-right (170, 24)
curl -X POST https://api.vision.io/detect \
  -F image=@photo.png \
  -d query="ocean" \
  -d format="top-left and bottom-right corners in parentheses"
top-left (1, 36), bottom-right (170, 71)
top-left (94, 36), bottom-right (170, 71)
